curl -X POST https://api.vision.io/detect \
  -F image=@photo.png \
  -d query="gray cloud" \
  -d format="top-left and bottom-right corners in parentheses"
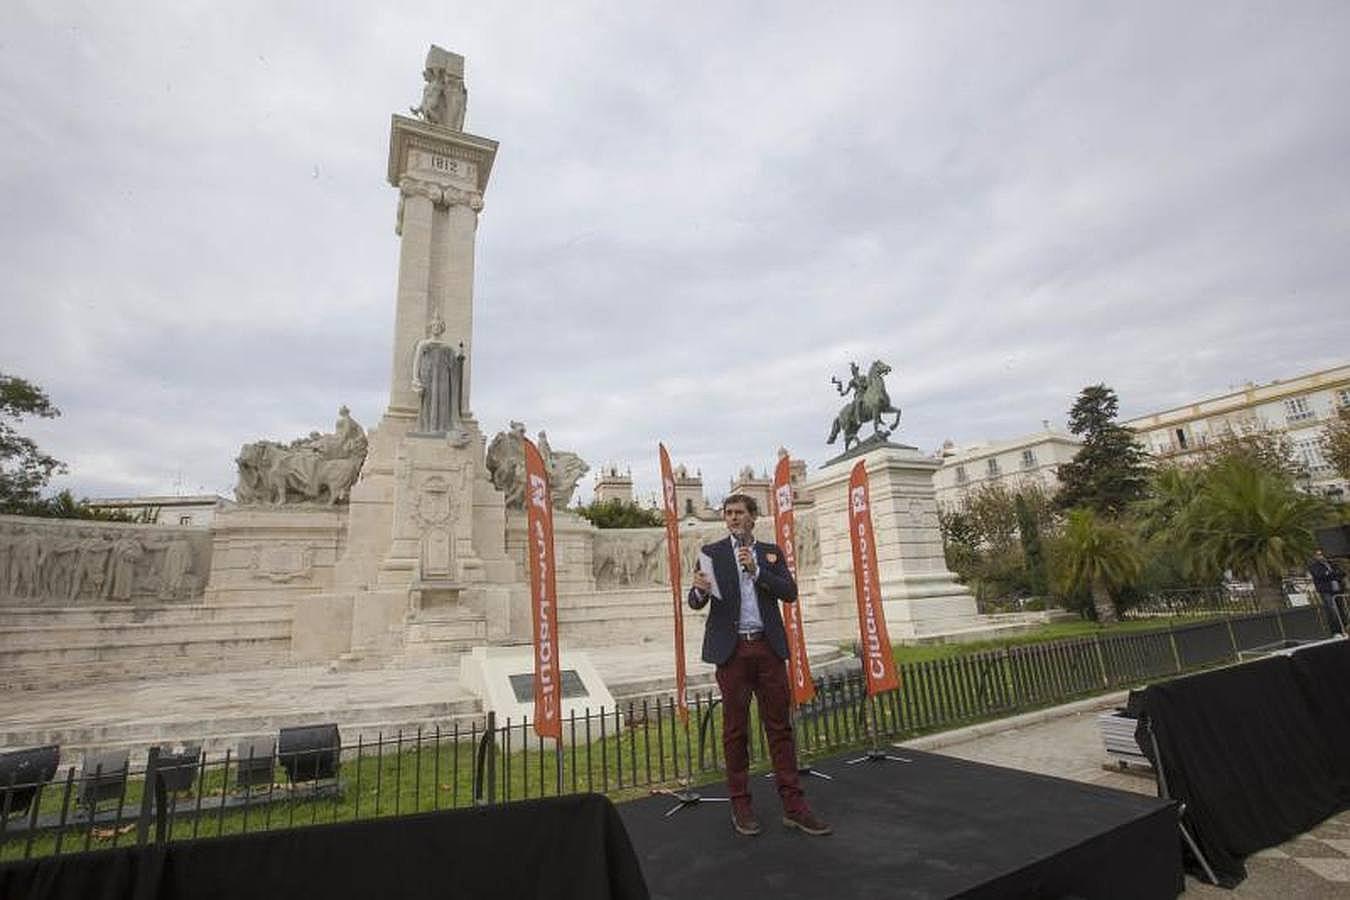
top-left (2, 1), bottom-right (1348, 507)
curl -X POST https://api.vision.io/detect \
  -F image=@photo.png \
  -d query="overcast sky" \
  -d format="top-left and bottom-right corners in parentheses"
top-left (2, 1), bottom-right (1348, 506)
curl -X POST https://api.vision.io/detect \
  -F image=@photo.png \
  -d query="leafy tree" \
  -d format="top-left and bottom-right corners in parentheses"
top-left (936, 506), bottom-right (981, 581)
top-left (962, 482), bottom-right (1019, 554)
top-left (20, 489), bottom-right (150, 522)
top-left (1056, 508), bottom-right (1142, 623)
top-left (939, 483), bottom-right (1058, 604)
top-left (1322, 408), bottom-right (1350, 482)
top-left (1, 374), bottom-right (65, 513)
top-left (573, 498), bottom-right (665, 529)
top-left (1199, 422), bottom-right (1305, 482)
top-left (1056, 384), bottom-right (1150, 516)
top-left (1178, 457), bottom-right (1323, 610)
top-left (1015, 493), bottom-right (1048, 596)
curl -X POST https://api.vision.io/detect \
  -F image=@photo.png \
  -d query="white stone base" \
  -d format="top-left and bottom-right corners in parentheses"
top-left (807, 444), bottom-right (982, 640)
top-left (459, 645), bottom-right (619, 745)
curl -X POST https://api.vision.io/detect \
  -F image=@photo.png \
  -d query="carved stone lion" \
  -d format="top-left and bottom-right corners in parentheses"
top-left (485, 422), bottom-right (588, 510)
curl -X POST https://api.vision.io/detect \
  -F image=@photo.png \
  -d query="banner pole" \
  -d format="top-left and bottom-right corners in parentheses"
top-left (841, 458), bottom-right (910, 766)
top-left (767, 454), bottom-right (832, 781)
top-left (654, 443), bottom-right (728, 815)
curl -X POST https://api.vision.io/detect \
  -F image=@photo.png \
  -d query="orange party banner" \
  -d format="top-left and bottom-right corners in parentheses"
top-left (771, 454), bottom-right (816, 705)
top-left (523, 437), bottom-right (562, 739)
top-left (658, 444), bottom-right (689, 722)
top-left (847, 460), bottom-right (900, 696)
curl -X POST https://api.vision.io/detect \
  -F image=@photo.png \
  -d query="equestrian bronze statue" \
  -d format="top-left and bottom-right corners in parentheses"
top-left (827, 360), bottom-right (902, 451)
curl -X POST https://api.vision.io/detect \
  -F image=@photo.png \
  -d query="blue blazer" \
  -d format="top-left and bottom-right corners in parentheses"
top-left (687, 535), bottom-right (798, 665)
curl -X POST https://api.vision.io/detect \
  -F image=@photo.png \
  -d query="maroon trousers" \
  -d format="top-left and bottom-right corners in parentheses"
top-left (715, 636), bottom-right (806, 814)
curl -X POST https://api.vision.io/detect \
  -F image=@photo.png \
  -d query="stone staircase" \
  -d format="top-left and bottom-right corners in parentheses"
top-left (393, 609), bottom-right (489, 668)
top-left (0, 694), bottom-right (488, 763)
top-left (0, 602), bottom-right (295, 692)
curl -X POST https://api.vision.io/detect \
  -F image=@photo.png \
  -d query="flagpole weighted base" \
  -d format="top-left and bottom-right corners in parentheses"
top-left (763, 765), bottom-right (833, 781)
top-left (651, 787), bottom-right (730, 817)
top-left (844, 747), bottom-right (911, 766)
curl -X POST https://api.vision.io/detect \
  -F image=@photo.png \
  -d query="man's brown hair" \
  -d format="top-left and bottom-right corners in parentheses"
top-left (722, 493), bottom-right (759, 517)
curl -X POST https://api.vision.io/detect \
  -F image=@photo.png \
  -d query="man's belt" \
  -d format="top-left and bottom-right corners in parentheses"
top-left (738, 630), bottom-right (765, 641)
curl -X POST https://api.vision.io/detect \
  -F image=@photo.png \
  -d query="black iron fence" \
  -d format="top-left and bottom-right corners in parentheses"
top-left (0, 604), bottom-right (1332, 863)
top-left (1121, 581), bottom-right (1324, 619)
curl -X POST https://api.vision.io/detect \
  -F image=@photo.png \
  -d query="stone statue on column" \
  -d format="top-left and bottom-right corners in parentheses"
top-left (412, 318), bottom-right (466, 435)
top-left (409, 45), bottom-right (467, 131)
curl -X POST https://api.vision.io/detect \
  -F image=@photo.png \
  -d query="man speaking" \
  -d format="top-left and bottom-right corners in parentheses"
top-left (689, 494), bottom-right (831, 837)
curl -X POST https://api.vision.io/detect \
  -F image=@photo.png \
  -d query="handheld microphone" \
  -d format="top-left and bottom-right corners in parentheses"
top-left (733, 533), bottom-right (754, 574)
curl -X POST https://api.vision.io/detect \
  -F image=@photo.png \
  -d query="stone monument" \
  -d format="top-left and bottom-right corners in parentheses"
top-left (288, 47), bottom-right (521, 661)
top-left (808, 361), bottom-right (983, 639)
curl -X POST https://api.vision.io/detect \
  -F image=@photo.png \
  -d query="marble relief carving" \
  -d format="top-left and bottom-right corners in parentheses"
top-left (248, 543), bottom-right (315, 583)
top-left (0, 520), bottom-right (207, 604)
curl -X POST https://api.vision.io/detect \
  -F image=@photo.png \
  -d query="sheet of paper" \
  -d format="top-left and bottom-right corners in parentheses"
top-left (696, 551), bottom-right (720, 599)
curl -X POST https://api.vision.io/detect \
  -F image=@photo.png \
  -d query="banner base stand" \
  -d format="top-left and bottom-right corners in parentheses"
top-left (650, 787), bottom-right (730, 818)
top-left (763, 766), bottom-right (833, 781)
top-left (844, 747), bottom-right (912, 766)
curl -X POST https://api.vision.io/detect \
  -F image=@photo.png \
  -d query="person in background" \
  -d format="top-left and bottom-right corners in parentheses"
top-left (1308, 547), bottom-right (1347, 634)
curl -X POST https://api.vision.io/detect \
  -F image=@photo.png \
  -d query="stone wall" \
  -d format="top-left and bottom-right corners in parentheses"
top-left (0, 515), bottom-right (211, 606)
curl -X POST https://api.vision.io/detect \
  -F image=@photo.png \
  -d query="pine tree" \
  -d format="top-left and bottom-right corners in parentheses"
top-left (1056, 384), bottom-right (1149, 516)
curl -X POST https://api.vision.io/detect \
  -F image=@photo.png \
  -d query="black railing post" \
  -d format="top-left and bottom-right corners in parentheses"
top-left (1167, 624), bottom-right (1183, 674)
top-left (1093, 634), bottom-right (1110, 688)
top-left (473, 711), bottom-right (497, 806)
top-left (136, 746), bottom-right (162, 846)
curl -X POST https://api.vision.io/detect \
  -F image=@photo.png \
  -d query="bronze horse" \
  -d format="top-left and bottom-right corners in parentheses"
top-left (827, 360), bottom-right (902, 450)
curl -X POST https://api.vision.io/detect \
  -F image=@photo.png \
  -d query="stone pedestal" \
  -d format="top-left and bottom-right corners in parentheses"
top-left (808, 444), bottom-right (980, 639)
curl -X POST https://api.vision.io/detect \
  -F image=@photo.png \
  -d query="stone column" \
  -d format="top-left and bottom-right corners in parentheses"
top-left (389, 178), bottom-right (438, 418)
top-left (433, 191), bottom-right (483, 415)
top-left (384, 116), bottom-right (497, 422)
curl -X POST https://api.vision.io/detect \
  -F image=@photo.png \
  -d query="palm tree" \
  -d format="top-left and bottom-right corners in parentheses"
top-left (1133, 465), bottom-right (1204, 542)
top-left (1059, 508), bottom-right (1142, 624)
top-left (1180, 458), bottom-right (1322, 610)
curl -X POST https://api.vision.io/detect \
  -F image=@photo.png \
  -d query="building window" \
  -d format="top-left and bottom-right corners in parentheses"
top-left (1174, 428), bottom-right (1188, 450)
top-left (1294, 438), bottom-right (1327, 471)
top-left (1337, 388), bottom-right (1350, 408)
top-left (986, 458), bottom-right (1000, 477)
top-left (955, 465), bottom-right (968, 484)
top-left (1021, 449), bottom-right (1037, 469)
top-left (1284, 396), bottom-right (1315, 423)
top-left (179, 515), bottom-right (193, 526)
top-left (685, 498), bottom-right (693, 515)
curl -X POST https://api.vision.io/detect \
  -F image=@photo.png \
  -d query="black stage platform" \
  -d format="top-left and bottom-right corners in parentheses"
top-left (619, 748), bottom-right (1181, 900)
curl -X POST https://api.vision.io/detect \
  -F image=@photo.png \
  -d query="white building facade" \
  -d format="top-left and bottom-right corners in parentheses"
top-left (1122, 363), bottom-right (1350, 501)
top-left (933, 429), bottom-right (1084, 509)
top-left (85, 494), bottom-right (227, 528)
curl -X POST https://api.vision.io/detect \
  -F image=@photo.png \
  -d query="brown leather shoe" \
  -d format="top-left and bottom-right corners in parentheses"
top-left (782, 808), bottom-right (832, 836)
top-left (731, 801), bottom-right (761, 836)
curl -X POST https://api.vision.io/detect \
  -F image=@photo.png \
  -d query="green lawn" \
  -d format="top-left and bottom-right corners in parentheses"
top-left (889, 614), bottom-right (1229, 664)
